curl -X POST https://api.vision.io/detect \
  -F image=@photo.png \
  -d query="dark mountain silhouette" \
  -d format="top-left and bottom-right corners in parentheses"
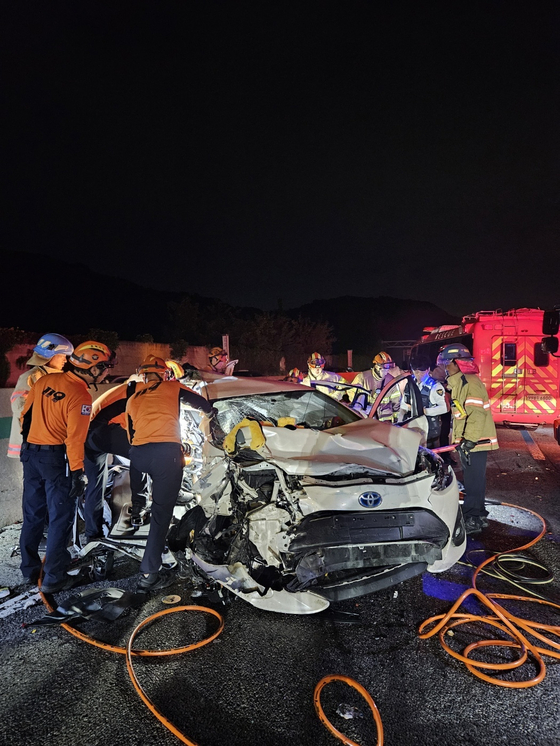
top-left (289, 296), bottom-right (460, 354)
top-left (1, 250), bottom-right (458, 349)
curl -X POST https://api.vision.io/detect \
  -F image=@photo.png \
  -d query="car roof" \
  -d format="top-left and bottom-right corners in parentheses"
top-left (194, 375), bottom-right (308, 401)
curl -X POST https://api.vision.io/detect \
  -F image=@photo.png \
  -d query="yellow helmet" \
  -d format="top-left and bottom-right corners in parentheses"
top-left (208, 347), bottom-right (228, 370)
top-left (372, 351), bottom-right (394, 367)
top-left (166, 360), bottom-right (185, 380)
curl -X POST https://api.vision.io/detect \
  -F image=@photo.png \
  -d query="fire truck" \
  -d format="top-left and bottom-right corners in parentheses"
top-left (410, 308), bottom-right (560, 428)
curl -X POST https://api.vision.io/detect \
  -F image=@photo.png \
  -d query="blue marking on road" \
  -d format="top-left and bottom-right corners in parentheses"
top-left (521, 429), bottom-right (534, 445)
top-left (422, 575), bottom-right (480, 614)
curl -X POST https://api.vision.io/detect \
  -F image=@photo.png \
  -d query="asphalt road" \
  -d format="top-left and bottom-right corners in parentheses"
top-left (1, 427), bottom-right (559, 746)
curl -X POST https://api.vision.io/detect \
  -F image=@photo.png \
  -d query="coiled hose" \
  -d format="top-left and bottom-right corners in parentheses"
top-left (419, 502), bottom-right (560, 688)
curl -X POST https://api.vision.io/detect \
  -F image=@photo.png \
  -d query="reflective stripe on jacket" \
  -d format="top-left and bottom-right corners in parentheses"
top-left (447, 371), bottom-right (498, 451)
top-left (302, 370), bottom-right (345, 400)
top-left (7, 364), bottom-right (60, 459)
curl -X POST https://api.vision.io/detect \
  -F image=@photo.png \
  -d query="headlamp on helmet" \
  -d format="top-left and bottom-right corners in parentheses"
top-left (307, 352), bottom-right (325, 369)
top-left (436, 343), bottom-right (472, 366)
top-left (372, 351), bottom-right (395, 374)
top-left (70, 341), bottom-right (115, 371)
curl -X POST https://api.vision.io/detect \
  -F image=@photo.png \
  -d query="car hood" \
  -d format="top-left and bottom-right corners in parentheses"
top-left (260, 418), bottom-right (421, 477)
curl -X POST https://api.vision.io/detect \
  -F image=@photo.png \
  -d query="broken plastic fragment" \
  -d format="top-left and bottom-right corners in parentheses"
top-left (336, 704), bottom-right (364, 720)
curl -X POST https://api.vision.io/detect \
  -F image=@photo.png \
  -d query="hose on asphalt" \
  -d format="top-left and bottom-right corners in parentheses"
top-left (419, 502), bottom-right (560, 688)
top-left (37, 579), bottom-right (381, 745)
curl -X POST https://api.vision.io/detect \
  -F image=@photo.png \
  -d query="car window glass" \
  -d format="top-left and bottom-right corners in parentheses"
top-left (212, 390), bottom-right (361, 434)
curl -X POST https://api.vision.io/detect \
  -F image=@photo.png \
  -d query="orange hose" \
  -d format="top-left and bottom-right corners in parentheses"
top-left (419, 502), bottom-right (560, 687)
top-left (39, 577), bottom-right (384, 745)
top-left (314, 675), bottom-right (383, 746)
top-left (125, 605), bottom-right (224, 746)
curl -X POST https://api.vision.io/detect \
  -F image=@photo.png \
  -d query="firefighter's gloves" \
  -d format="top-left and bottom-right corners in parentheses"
top-left (69, 469), bottom-right (87, 499)
top-left (457, 439), bottom-right (477, 465)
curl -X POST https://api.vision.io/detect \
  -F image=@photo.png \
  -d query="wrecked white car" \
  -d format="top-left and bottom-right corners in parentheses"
top-left (165, 374), bottom-right (466, 614)
top-left (77, 374), bottom-right (465, 614)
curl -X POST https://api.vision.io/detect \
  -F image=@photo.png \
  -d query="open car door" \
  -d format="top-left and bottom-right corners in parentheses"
top-left (368, 372), bottom-right (429, 445)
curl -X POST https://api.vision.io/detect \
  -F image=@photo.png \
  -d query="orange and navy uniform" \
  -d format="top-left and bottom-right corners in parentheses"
top-left (126, 379), bottom-right (212, 445)
top-left (21, 371), bottom-right (92, 471)
top-left (91, 382), bottom-right (132, 430)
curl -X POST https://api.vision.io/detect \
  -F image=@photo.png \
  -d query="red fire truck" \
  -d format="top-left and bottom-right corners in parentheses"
top-left (410, 308), bottom-right (560, 428)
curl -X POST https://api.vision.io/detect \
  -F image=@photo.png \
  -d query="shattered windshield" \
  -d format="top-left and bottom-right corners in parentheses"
top-left (212, 389), bottom-right (361, 434)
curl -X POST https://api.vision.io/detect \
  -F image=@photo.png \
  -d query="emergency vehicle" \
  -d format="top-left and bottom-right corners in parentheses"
top-left (410, 308), bottom-right (560, 428)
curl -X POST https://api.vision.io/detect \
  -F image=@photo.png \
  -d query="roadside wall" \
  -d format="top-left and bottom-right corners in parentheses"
top-left (0, 388), bottom-right (23, 527)
top-left (5, 343), bottom-right (210, 387)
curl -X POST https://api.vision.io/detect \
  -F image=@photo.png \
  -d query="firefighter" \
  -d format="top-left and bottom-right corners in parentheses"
top-left (204, 347), bottom-right (237, 375)
top-left (284, 367), bottom-right (304, 384)
top-left (402, 355), bottom-right (449, 448)
top-left (8, 333), bottom-right (74, 459)
top-left (165, 359), bottom-right (185, 381)
top-left (302, 353), bottom-right (345, 400)
top-left (82, 373), bottom-right (150, 541)
top-left (19, 341), bottom-right (114, 593)
top-left (126, 354), bottom-right (215, 592)
top-left (348, 351), bottom-right (401, 420)
top-left (437, 343), bottom-right (499, 534)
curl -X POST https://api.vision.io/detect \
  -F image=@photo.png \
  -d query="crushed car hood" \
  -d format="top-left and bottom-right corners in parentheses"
top-left (261, 419), bottom-right (421, 477)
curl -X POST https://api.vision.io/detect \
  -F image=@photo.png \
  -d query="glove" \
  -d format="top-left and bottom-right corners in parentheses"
top-left (457, 439), bottom-right (477, 465)
top-left (69, 469), bottom-right (87, 499)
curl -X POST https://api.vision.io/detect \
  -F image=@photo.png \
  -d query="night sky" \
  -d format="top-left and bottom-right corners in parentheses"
top-left (3, 2), bottom-right (560, 317)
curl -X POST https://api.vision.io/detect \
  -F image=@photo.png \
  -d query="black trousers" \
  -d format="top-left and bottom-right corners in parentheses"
top-left (83, 423), bottom-right (149, 539)
top-left (458, 449), bottom-right (488, 519)
top-left (130, 442), bottom-right (184, 574)
top-left (20, 447), bottom-right (75, 587)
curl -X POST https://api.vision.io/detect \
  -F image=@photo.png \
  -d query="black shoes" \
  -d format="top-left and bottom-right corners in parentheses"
top-left (464, 516), bottom-right (488, 535)
top-left (40, 575), bottom-right (81, 594)
top-left (136, 567), bottom-right (177, 593)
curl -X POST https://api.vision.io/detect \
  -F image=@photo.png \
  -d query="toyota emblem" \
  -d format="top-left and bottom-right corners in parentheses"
top-left (359, 491), bottom-right (383, 508)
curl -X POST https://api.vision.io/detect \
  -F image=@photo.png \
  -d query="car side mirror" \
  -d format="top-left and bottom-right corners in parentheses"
top-left (541, 336), bottom-right (559, 354)
top-left (542, 310), bottom-right (560, 336)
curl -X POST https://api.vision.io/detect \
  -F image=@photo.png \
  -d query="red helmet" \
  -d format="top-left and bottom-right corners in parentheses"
top-left (69, 341), bottom-right (114, 371)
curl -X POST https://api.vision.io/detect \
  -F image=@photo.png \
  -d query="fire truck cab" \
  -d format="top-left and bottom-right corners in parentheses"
top-left (410, 308), bottom-right (560, 428)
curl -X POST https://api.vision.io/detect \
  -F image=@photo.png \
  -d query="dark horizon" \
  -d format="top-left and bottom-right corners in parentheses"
top-left (3, 3), bottom-right (560, 317)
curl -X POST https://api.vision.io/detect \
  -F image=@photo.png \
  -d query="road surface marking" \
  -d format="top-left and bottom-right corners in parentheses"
top-left (521, 429), bottom-right (546, 461)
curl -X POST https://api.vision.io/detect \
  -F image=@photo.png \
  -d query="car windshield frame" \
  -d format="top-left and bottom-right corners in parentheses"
top-left (210, 388), bottom-right (362, 433)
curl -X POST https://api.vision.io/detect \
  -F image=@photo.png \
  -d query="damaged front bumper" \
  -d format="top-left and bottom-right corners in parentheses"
top-left (285, 508), bottom-right (456, 601)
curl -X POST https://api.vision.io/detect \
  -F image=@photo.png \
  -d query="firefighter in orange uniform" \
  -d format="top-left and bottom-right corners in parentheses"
top-left (126, 355), bottom-right (214, 592)
top-left (19, 341), bottom-right (114, 593)
top-left (82, 374), bottom-right (150, 541)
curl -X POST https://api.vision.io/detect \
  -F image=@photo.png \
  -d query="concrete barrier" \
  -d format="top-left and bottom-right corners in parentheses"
top-left (5, 343), bottom-right (211, 386)
top-left (0, 389), bottom-right (22, 527)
